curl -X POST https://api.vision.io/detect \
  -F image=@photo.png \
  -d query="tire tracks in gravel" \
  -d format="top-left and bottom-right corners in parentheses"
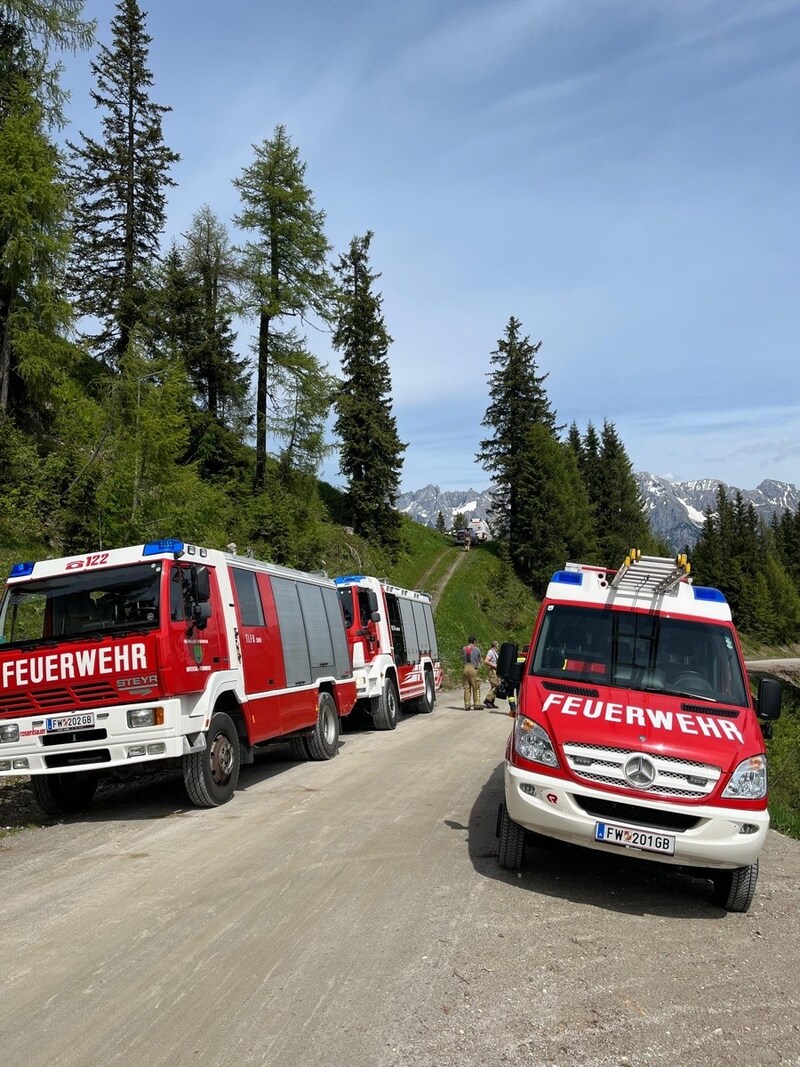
top-left (419, 547), bottom-right (470, 610)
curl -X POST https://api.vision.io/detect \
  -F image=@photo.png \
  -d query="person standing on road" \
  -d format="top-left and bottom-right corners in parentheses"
top-left (462, 636), bottom-right (482, 709)
top-left (483, 640), bottom-right (500, 708)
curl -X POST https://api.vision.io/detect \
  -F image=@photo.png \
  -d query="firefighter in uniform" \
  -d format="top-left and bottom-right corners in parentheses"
top-left (462, 636), bottom-right (482, 709)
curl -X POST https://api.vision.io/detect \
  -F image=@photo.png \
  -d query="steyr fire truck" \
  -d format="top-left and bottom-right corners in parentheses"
top-left (333, 575), bottom-right (442, 729)
top-left (0, 539), bottom-right (357, 815)
top-left (496, 551), bottom-right (782, 913)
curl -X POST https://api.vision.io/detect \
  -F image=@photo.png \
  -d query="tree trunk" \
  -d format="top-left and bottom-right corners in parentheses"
top-left (254, 310), bottom-right (269, 492)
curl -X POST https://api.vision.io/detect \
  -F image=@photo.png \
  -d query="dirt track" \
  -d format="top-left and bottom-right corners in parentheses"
top-left (1, 691), bottom-right (799, 1067)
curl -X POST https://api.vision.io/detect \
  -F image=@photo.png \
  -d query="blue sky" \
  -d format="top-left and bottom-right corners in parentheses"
top-left (60, 0), bottom-right (800, 493)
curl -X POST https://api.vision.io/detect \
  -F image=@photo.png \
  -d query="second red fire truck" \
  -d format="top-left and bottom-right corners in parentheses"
top-left (334, 574), bottom-right (442, 729)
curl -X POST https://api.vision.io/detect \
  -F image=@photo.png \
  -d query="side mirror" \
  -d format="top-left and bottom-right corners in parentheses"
top-left (370, 611), bottom-right (381, 623)
top-left (187, 601), bottom-right (211, 634)
top-left (195, 565), bottom-right (211, 603)
top-left (498, 642), bottom-right (518, 679)
top-left (756, 677), bottom-right (782, 721)
top-left (368, 590), bottom-right (380, 614)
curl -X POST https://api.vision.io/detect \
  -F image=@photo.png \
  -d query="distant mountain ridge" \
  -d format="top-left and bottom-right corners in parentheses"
top-left (396, 476), bottom-right (800, 552)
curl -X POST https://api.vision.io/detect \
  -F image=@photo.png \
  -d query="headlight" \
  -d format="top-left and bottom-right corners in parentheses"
top-left (127, 707), bottom-right (164, 728)
top-left (515, 717), bottom-right (559, 768)
top-left (0, 723), bottom-right (20, 743)
top-left (722, 754), bottom-right (767, 800)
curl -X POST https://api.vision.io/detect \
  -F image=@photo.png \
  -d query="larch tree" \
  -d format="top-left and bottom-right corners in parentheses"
top-left (0, 19), bottom-right (74, 418)
top-left (67, 0), bottom-right (178, 366)
top-left (332, 231), bottom-right (405, 550)
top-left (477, 316), bottom-right (558, 565)
top-left (181, 206), bottom-right (248, 428)
top-left (0, 0), bottom-right (94, 124)
top-left (233, 124), bottom-right (335, 493)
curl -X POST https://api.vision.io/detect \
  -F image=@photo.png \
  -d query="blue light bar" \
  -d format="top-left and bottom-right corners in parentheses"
top-left (143, 538), bottom-right (185, 557)
top-left (334, 575), bottom-right (365, 584)
top-left (693, 586), bottom-right (727, 603)
top-left (551, 570), bottom-right (583, 586)
top-left (9, 561), bottom-right (35, 578)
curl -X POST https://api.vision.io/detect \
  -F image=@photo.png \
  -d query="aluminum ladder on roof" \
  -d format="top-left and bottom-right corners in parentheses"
top-left (609, 549), bottom-right (691, 595)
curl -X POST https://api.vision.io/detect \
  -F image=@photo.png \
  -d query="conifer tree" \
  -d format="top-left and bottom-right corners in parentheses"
top-left (67, 0), bottom-right (178, 365)
top-left (477, 316), bottom-right (557, 558)
top-left (1, 1), bottom-right (94, 124)
top-left (435, 510), bottom-right (446, 534)
top-left (591, 420), bottom-right (653, 563)
top-left (0, 34), bottom-right (73, 417)
top-left (181, 206), bottom-right (248, 428)
top-left (234, 125), bottom-right (334, 492)
top-left (512, 424), bottom-right (596, 593)
top-left (332, 231), bottom-right (405, 550)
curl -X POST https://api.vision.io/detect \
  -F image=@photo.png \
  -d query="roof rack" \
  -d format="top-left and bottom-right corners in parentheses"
top-left (610, 549), bottom-right (692, 596)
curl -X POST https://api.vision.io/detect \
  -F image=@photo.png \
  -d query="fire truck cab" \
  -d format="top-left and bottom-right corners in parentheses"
top-left (0, 539), bottom-right (357, 815)
top-left (496, 552), bottom-right (782, 912)
top-left (334, 575), bottom-right (442, 729)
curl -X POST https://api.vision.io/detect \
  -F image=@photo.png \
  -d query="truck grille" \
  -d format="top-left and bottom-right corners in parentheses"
top-left (575, 795), bottom-right (701, 831)
top-left (564, 741), bottom-right (721, 799)
top-left (0, 681), bottom-right (120, 716)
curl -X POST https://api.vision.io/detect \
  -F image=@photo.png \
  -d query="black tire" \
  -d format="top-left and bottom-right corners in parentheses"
top-left (288, 736), bottom-right (310, 761)
top-left (415, 669), bottom-right (436, 714)
top-left (372, 678), bottom-right (400, 731)
top-left (30, 772), bottom-right (99, 816)
top-left (183, 711), bottom-right (241, 807)
top-left (305, 692), bottom-right (340, 760)
top-left (497, 803), bottom-right (526, 871)
top-left (711, 861), bottom-right (759, 912)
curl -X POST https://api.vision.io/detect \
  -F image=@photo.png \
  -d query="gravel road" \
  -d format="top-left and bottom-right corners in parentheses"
top-left (1, 690), bottom-right (799, 1067)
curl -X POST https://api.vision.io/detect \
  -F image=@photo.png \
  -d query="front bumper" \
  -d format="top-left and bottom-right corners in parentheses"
top-left (0, 698), bottom-right (194, 775)
top-left (505, 761), bottom-right (769, 871)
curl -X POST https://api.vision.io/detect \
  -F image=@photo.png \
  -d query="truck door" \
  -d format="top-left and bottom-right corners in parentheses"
top-left (164, 561), bottom-right (228, 692)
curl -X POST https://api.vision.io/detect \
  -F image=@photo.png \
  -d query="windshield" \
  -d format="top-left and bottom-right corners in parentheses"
top-left (531, 604), bottom-right (749, 706)
top-left (0, 563), bottom-right (163, 648)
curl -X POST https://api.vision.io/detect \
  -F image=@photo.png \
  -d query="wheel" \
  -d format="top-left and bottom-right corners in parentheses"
top-left (305, 692), bottom-right (340, 761)
top-left (372, 678), bottom-right (400, 730)
top-left (497, 803), bottom-right (526, 871)
top-left (30, 772), bottom-right (99, 816)
top-left (711, 861), bottom-right (759, 912)
top-left (183, 710), bottom-right (241, 807)
top-left (415, 669), bottom-right (436, 714)
top-left (670, 671), bottom-right (715, 697)
top-left (288, 736), bottom-right (310, 760)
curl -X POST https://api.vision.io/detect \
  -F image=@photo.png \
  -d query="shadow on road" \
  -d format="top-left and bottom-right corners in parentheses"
top-left (463, 760), bottom-right (723, 919)
top-left (0, 717), bottom-right (387, 830)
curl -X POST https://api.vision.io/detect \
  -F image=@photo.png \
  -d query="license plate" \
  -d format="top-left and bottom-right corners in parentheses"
top-left (45, 713), bottom-right (95, 733)
top-left (595, 821), bottom-right (675, 855)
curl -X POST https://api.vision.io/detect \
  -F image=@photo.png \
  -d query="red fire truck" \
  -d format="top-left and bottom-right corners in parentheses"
top-left (334, 575), bottom-right (442, 729)
top-left (496, 551), bottom-right (782, 912)
top-left (0, 539), bottom-right (357, 815)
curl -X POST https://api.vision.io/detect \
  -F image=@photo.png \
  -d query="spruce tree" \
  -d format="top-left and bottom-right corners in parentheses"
top-left (477, 316), bottom-right (557, 556)
top-left (332, 231), bottom-right (405, 550)
top-left (591, 420), bottom-right (653, 564)
top-left (435, 510), bottom-right (446, 534)
top-left (234, 125), bottom-right (334, 492)
top-left (67, 0), bottom-right (178, 365)
top-left (512, 424), bottom-right (596, 593)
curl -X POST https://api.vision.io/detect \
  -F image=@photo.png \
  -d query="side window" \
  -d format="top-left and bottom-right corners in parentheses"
top-left (231, 568), bottom-right (266, 627)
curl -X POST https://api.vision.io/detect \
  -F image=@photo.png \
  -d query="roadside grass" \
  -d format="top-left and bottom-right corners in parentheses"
top-left (431, 543), bottom-right (538, 685)
top-left (389, 521), bottom-right (451, 589)
top-left (767, 687), bottom-right (800, 840)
